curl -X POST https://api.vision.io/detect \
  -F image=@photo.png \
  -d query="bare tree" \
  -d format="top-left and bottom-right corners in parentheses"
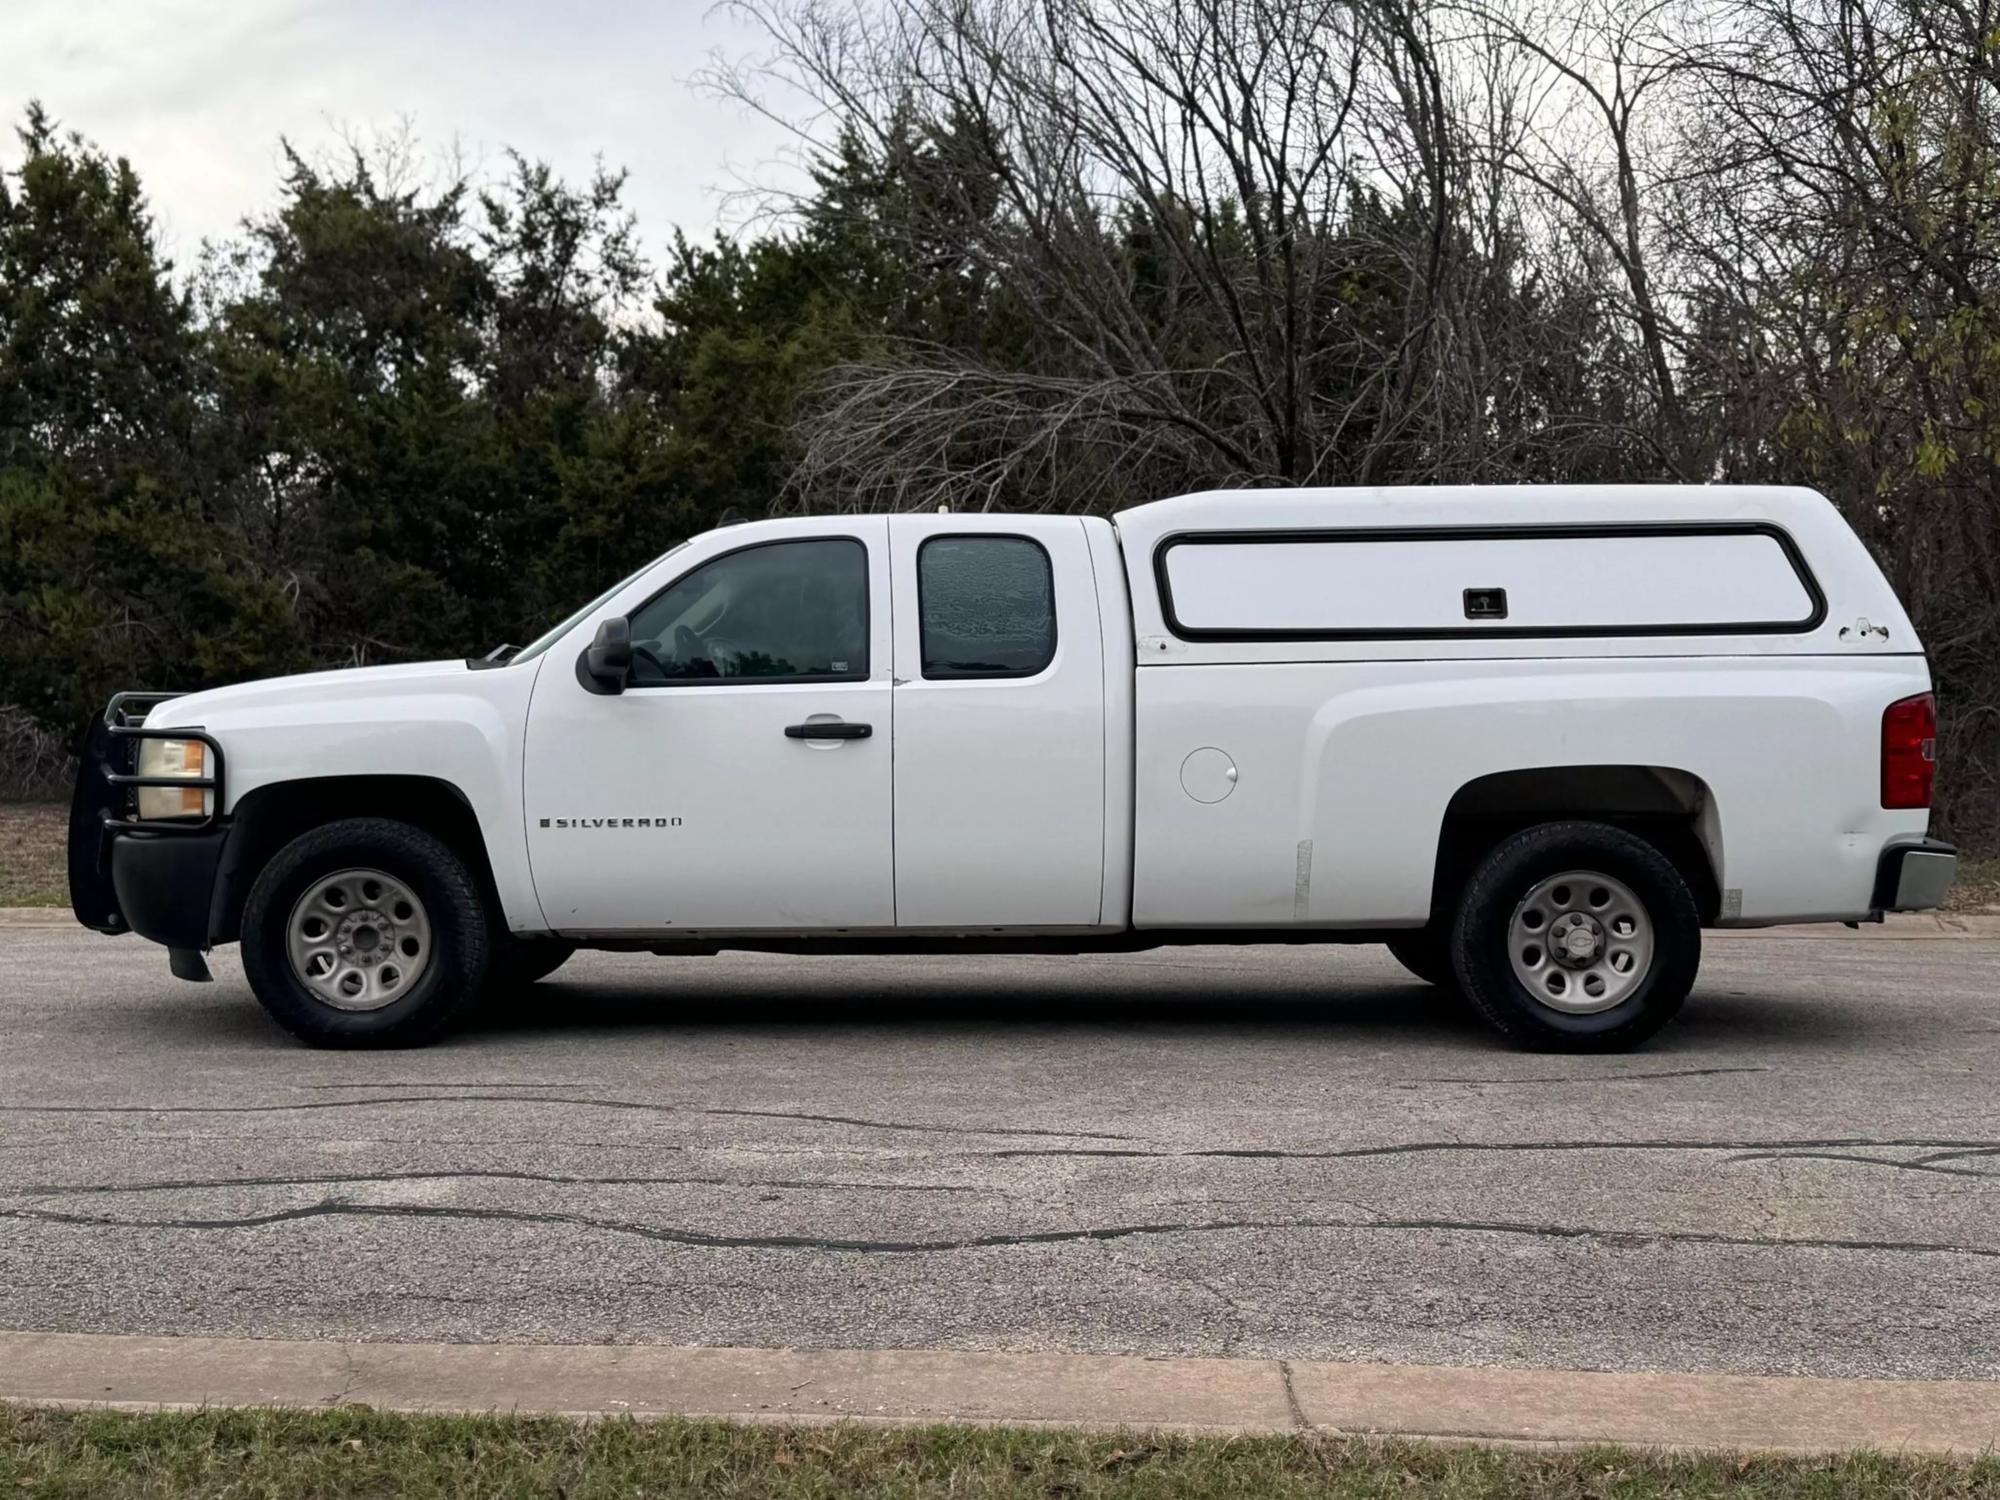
top-left (716, 0), bottom-right (1486, 508)
top-left (1443, 0), bottom-right (1710, 473)
top-left (1680, 0), bottom-right (2000, 832)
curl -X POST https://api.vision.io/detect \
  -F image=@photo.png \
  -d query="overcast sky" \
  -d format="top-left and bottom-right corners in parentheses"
top-left (2, 0), bottom-right (810, 268)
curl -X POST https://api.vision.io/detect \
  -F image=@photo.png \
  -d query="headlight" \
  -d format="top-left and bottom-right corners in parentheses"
top-left (135, 738), bottom-right (213, 821)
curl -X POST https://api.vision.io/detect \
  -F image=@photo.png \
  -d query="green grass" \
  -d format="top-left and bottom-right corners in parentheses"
top-left (0, 801), bottom-right (66, 907)
top-left (2, 1407), bottom-right (1996, 1499)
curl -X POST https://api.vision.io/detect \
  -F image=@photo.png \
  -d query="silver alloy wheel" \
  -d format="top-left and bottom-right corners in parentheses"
top-left (1507, 869), bottom-right (1654, 1014)
top-left (285, 867), bottom-right (432, 1012)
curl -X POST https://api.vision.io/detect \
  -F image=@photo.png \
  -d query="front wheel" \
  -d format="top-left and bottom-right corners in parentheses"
top-left (240, 818), bottom-right (492, 1048)
top-left (1450, 821), bottom-right (1700, 1052)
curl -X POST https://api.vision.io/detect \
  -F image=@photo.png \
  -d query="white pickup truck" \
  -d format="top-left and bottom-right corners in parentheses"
top-left (70, 485), bottom-right (1955, 1051)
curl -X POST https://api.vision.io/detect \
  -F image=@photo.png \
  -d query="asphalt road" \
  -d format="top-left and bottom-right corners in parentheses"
top-left (2, 921), bottom-right (1996, 1382)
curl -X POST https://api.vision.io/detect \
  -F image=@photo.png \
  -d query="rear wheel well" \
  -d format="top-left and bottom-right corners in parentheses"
top-left (214, 776), bottom-right (501, 944)
top-left (1429, 766), bottom-right (1722, 926)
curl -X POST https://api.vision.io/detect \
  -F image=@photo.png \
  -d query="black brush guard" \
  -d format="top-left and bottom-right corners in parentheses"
top-left (68, 693), bottom-right (225, 934)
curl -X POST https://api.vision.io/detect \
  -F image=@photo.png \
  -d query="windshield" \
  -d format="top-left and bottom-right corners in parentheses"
top-left (507, 542), bottom-right (690, 666)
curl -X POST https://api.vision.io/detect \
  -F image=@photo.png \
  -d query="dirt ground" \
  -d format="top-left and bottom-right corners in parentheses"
top-left (0, 803), bottom-right (65, 906)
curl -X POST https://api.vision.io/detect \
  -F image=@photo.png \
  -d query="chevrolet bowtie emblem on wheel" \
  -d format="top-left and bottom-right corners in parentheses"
top-left (540, 817), bottom-right (682, 829)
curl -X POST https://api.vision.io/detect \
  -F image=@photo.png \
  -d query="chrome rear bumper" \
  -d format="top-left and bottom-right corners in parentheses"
top-left (1874, 839), bottom-right (1957, 913)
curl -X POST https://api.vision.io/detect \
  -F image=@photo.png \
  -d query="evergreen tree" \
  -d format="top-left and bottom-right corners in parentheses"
top-left (0, 105), bottom-right (300, 730)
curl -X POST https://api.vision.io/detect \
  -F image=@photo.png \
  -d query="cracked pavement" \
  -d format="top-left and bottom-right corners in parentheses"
top-left (1, 925), bottom-right (1996, 1379)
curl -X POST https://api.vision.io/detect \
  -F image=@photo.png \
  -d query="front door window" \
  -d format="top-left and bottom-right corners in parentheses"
top-left (627, 538), bottom-right (869, 684)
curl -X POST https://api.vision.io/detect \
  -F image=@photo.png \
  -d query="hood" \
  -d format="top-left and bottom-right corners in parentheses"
top-left (146, 660), bottom-right (479, 729)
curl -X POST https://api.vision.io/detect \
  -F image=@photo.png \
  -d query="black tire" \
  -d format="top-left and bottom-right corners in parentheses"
top-left (487, 937), bottom-right (576, 991)
top-left (1385, 930), bottom-right (1455, 988)
top-left (1450, 820), bottom-right (1700, 1052)
top-left (240, 818), bottom-right (491, 1048)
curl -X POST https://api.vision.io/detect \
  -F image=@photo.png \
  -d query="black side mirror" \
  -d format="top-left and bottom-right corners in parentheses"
top-left (578, 616), bottom-right (634, 695)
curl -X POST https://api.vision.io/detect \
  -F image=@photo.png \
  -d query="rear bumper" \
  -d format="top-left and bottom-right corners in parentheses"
top-left (1874, 839), bottom-right (1957, 912)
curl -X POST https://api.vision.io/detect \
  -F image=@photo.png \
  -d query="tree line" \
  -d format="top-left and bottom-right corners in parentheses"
top-left (2, 0), bottom-right (1996, 842)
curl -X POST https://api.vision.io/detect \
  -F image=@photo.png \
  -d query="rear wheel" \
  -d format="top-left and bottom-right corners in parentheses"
top-left (1450, 821), bottom-right (1699, 1052)
top-left (240, 818), bottom-right (491, 1048)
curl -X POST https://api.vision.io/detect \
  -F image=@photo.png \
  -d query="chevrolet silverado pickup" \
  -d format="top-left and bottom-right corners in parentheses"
top-left (69, 485), bottom-right (1957, 1050)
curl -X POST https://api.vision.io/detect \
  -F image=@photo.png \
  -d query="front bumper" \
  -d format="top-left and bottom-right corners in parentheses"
top-left (107, 828), bottom-right (229, 948)
top-left (1874, 839), bottom-right (1957, 912)
top-left (69, 693), bottom-right (227, 949)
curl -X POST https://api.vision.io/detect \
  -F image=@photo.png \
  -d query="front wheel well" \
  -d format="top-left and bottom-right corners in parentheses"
top-left (1429, 766), bottom-right (1723, 926)
top-left (213, 776), bottom-right (501, 944)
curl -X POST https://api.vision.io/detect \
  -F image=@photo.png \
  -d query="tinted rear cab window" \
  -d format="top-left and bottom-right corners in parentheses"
top-left (918, 536), bottom-right (1057, 679)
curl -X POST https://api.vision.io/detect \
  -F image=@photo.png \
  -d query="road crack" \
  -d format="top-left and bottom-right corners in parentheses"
top-left (1394, 1067), bottom-right (1773, 1085)
top-left (1724, 1150), bottom-right (2000, 1180)
top-left (8, 1170), bottom-right (995, 1199)
top-left (0, 1096), bottom-right (1129, 1141)
top-left (3, 1203), bottom-right (1994, 1261)
top-left (992, 1136), bottom-right (2000, 1161)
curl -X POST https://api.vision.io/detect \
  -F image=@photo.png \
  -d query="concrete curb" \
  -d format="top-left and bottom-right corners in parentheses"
top-left (2, 1333), bottom-right (1997, 1455)
top-left (0, 908), bottom-right (73, 928)
top-left (1708, 913), bottom-right (2000, 938)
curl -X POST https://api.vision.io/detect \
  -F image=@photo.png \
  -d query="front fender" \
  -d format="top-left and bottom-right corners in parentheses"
top-left (148, 661), bottom-right (546, 933)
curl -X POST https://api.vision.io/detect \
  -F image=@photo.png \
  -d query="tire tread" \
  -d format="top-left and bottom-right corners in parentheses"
top-left (1450, 820), bottom-right (1699, 1052)
top-left (240, 818), bottom-right (490, 1048)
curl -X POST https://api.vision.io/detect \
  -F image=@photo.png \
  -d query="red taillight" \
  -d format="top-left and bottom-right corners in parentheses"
top-left (1882, 692), bottom-right (1937, 809)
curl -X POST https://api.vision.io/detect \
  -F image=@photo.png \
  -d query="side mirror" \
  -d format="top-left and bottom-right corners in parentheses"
top-left (578, 616), bottom-right (633, 695)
